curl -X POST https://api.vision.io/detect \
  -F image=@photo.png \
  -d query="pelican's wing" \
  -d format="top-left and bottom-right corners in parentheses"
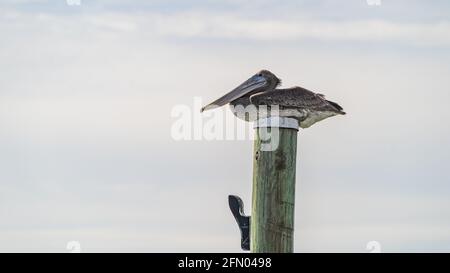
top-left (250, 86), bottom-right (345, 114)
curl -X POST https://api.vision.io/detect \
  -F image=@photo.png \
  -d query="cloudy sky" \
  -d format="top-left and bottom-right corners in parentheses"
top-left (1, 0), bottom-right (450, 252)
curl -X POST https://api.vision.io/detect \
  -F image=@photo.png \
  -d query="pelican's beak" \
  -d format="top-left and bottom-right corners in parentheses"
top-left (201, 74), bottom-right (267, 112)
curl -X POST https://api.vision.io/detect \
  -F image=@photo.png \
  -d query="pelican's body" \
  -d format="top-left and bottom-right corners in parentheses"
top-left (201, 70), bottom-right (345, 128)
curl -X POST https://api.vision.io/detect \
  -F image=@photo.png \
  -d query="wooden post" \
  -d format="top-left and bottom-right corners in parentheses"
top-left (251, 117), bottom-right (298, 253)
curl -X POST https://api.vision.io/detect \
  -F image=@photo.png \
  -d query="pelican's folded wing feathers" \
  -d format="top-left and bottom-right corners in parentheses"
top-left (250, 87), bottom-right (345, 114)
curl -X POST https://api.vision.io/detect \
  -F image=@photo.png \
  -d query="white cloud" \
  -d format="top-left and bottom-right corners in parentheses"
top-left (146, 12), bottom-right (450, 46)
top-left (3, 8), bottom-right (450, 46)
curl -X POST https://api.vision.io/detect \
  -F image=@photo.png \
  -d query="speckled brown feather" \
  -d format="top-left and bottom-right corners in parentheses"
top-left (250, 86), bottom-right (345, 115)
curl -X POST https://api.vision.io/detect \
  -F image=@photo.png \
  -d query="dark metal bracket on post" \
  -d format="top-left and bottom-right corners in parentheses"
top-left (228, 195), bottom-right (250, 251)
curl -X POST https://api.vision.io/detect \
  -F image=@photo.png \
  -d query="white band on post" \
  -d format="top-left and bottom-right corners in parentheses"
top-left (253, 116), bottom-right (299, 130)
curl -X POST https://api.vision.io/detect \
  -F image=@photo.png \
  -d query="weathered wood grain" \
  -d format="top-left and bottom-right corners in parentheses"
top-left (251, 127), bottom-right (298, 253)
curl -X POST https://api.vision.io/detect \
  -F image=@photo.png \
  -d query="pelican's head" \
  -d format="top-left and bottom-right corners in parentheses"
top-left (201, 69), bottom-right (281, 112)
top-left (255, 69), bottom-right (281, 91)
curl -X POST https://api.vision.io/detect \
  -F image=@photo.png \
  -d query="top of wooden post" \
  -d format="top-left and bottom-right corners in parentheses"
top-left (253, 116), bottom-right (299, 130)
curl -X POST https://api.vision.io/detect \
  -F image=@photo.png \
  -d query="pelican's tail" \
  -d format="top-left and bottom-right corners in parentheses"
top-left (326, 100), bottom-right (346, 115)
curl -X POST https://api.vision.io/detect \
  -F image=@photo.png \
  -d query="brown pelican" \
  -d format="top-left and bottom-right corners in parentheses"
top-left (200, 70), bottom-right (345, 128)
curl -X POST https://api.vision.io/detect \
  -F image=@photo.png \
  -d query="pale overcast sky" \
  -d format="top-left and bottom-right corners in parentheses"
top-left (1, 0), bottom-right (450, 252)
